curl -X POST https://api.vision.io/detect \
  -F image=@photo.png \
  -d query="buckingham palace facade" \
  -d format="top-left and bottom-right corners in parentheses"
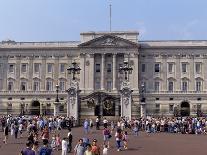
top-left (0, 31), bottom-right (206, 119)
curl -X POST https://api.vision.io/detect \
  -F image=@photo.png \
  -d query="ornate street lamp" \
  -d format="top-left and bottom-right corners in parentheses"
top-left (55, 84), bottom-right (59, 103)
top-left (119, 60), bottom-right (133, 81)
top-left (141, 82), bottom-right (145, 102)
top-left (67, 62), bottom-right (81, 81)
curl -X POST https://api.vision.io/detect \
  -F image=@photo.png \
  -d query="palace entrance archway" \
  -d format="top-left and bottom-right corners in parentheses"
top-left (30, 100), bottom-right (40, 115)
top-left (180, 101), bottom-right (190, 116)
top-left (81, 92), bottom-right (119, 117)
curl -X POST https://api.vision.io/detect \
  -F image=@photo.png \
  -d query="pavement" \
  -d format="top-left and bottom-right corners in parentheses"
top-left (0, 127), bottom-right (207, 155)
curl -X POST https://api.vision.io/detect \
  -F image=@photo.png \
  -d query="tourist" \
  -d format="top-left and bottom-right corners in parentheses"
top-left (19, 123), bottom-right (23, 138)
top-left (3, 125), bottom-right (9, 144)
top-left (14, 122), bottom-right (19, 139)
top-left (83, 119), bottom-right (89, 134)
top-left (103, 127), bottom-right (111, 148)
top-left (115, 128), bottom-right (123, 151)
top-left (56, 133), bottom-right (61, 151)
top-left (91, 139), bottom-right (101, 155)
top-left (67, 128), bottom-right (73, 153)
top-left (123, 131), bottom-right (128, 149)
top-left (102, 144), bottom-right (108, 155)
top-left (32, 141), bottom-right (39, 155)
top-left (89, 119), bottom-right (94, 133)
top-left (51, 135), bottom-right (56, 150)
top-left (20, 140), bottom-right (35, 155)
top-left (96, 117), bottom-right (100, 130)
top-left (74, 138), bottom-right (85, 155)
top-left (103, 118), bottom-right (108, 128)
top-left (39, 139), bottom-right (52, 155)
top-left (61, 137), bottom-right (68, 155)
top-left (84, 144), bottom-right (93, 155)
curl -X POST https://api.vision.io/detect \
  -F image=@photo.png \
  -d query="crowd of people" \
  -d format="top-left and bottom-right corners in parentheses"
top-left (0, 115), bottom-right (207, 155)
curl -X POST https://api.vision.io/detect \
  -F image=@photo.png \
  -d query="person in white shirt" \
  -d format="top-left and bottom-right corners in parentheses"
top-left (61, 138), bottom-right (68, 155)
top-left (103, 144), bottom-right (108, 155)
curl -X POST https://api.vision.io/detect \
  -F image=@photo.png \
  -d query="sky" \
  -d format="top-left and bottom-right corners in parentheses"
top-left (0, 0), bottom-right (207, 42)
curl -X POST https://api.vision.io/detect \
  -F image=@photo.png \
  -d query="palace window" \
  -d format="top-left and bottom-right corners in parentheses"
top-left (182, 63), bottom-right (187, 73)
top-left (33, 81), bottom-right (40, 91)
top-left (47, 63), bottom-right (53, 73)
top-left (60, 63), bottom-right (65, 73)
top-left (8, 81), bottom-right (14, 91)
top-left (107, 64), bottom-right (112, 72)
top-left (182, 81), bottom-right (188, 91)
top-left (107, 81), bottom-right (112, 91)
top-left (168, 63), bottom-right (173, 73)
top-left (154, 63), bottom-right (160, 73)
top-left (195, 63), bottom-right (201, 74)
top-left (141, 64), bottom-right (146, 72)
top-left (196, 81), bottom-right (201, 92)
top-left (155, 104), bottom-right (160, 113)
top-left (46, 80), bottom-right (53, 91)
top-left (34, 63), bottom-right (40, 73)
top-left (8, 64), bottom-right (14, 73)
top-left (59, 81), bottom-right (65, 91)
top-left (95, 64), bottom-right (100, 72)
top-left (21, 63), bottom-right (27, 73)
top-left (168, 81), bottom-right (174, 92)
top-left (20, 81), bottom-right (27, 91)
top-left (95, 81), bottom-right (101, 90)
top-left (154, 81), bottom-right (160, 92)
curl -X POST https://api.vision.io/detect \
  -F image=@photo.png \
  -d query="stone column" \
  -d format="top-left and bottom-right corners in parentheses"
top-left (112, 54), bottom-right (116, 90)
top-left (101, 54), bottom-right (105, 90)
top-left (40, 103), bottom-right (43, 115)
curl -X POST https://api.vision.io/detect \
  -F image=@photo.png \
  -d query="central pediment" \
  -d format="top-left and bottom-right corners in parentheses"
top-left (78, 35), bottom-right (138, 48)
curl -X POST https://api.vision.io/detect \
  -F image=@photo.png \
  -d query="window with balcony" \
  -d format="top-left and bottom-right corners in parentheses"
top-left (8, 81), bottom-right (14, 91)
top-left (196, 81), bottom-right (201, 92)
top-left (21, 63), bottom-right (27, 73)
top-left (20, 81), bottom-right (27, 91)
top-left (46, 80), bottom-right (53, 91)
top-left (155, 104), bottom-right (160, 113)
top-left (154, 63), bottom-right (160, 73)
top-left (182, 81), bottom-right (188, 91)
top-left (59, 81), bottom-right (65, 91)
top-left (169, 104), bottom-right (174, 113)
top-left (33, 81), bottom-right (40, 91)
top-left (182, 63), bottom-right (187, 73)
top-left (168, 81), bottom-right (174, 92)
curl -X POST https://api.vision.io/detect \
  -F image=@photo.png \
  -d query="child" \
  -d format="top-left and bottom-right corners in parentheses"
top-left (51, 135), bottom-right (56, 150)
top-left (56, 134), bottom-right (61, 151)
top-left (123, 131), bottom-right (128, 149)
top-left (103, 144), bottom-right (108, 155)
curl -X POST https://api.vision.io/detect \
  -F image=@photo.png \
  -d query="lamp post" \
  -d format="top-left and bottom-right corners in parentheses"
top-left (140, 82), bottom-right (146, 118)
top-left (67, 62), bottom-right (81, 81)
top-left (55, 84), bottom-right (59, 102)
top-left (54, 84), bottom-right (60, 116)
top-left (119, 60), bottom-right (133, 81)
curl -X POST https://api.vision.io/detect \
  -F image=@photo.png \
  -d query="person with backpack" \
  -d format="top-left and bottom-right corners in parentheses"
top-left (115, 128), bottom-right (123, 151)
top-left (39, 139), bottom-right (52, 155)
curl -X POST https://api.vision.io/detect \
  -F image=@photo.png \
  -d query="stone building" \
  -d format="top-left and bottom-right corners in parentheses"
top-left (0, 31), bottom-right (206, 119)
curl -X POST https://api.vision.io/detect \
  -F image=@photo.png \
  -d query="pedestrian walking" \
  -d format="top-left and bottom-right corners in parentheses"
top-left (61, 137), bottom-right (68, 155)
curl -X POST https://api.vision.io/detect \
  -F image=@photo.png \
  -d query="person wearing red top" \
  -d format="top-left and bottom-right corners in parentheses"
top-left (91, 139), bottom-right (100, 155)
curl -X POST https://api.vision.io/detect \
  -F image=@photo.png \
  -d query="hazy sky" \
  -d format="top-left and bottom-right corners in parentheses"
top-left (0, 0), bottom-right (207, 41)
